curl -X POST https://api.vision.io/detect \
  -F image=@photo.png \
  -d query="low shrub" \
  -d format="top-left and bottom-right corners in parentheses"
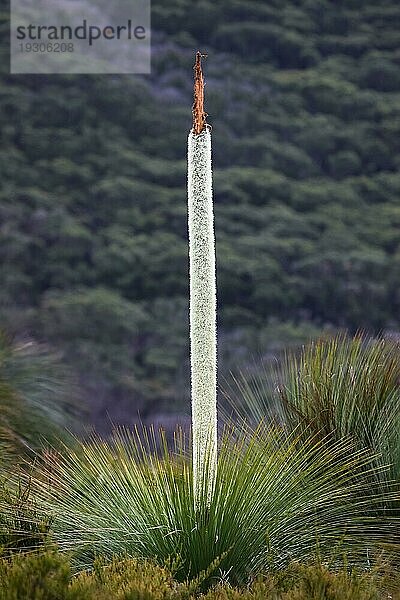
top-left (0, 550), bottom-right (398, 600)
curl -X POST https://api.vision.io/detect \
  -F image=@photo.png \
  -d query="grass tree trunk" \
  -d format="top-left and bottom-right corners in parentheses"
top-left (188, 52), bottom-right (217, 506)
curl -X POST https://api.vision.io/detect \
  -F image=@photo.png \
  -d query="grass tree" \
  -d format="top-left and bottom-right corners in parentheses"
top-left (2, 55), bottom-right (400, 589)
top-left (10, 424), bottom-right (400, 585)
top-left (188, 52), bottom-right (217, 504)
top-left (228, 332), bottom-right (400, 485)
top-left (0, 330), bottom-right (76, 464)
top-left (279, 333), bottom-right (400, 485)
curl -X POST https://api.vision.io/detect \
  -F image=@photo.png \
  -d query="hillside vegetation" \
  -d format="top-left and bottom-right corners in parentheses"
top-left (1, 0), bottom-right (400, 426)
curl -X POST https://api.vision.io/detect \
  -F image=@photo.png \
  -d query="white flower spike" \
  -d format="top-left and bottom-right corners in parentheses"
top-left (188, 52), bottom-right (217, 506)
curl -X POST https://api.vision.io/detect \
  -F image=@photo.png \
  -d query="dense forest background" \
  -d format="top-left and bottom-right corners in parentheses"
top-left (1, 0), bottom-right (400, 431)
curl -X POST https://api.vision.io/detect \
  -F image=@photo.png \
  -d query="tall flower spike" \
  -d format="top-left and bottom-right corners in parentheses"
top-left (188, 52), bottom-right (217, 506)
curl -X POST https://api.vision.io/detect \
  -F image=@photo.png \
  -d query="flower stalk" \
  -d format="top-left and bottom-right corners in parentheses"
top-left (187, 52), bottom-right (217, 505)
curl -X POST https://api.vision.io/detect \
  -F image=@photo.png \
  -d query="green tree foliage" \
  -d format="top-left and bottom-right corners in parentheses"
top-left (1, 0), bottom-right (400, 422)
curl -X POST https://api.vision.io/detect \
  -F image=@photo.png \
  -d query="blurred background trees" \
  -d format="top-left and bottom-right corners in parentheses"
top-left (1, 0), bottom-right (400, 430)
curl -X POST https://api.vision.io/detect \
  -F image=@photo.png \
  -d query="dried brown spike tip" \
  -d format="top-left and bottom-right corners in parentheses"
top-left (192, 51), bottom-right (208, 135)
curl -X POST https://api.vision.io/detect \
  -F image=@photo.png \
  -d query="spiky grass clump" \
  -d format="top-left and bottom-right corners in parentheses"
top-left (0, 475), bottom-right (51, 553)
top-left (281, 334), bottom-right (400, 484)
top-left (5, 424), bottom-right (398, 587)
top-left (0, 330), bottom-right (77, 463)
top-left (228, 334), bottom-right (400, 485)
